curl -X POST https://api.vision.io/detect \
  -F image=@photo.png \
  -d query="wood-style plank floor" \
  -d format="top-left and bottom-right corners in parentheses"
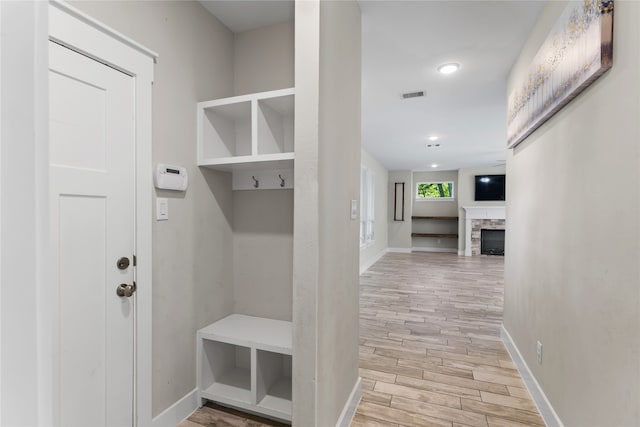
top-left (354, 252), bottom-right (542, 427)
top-left (180, 252), bottom-right (542, 427)
top-left (179, 402), bottom-right (288, 427)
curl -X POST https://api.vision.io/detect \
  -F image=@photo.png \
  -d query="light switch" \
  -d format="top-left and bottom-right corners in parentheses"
top-left (351, 199), bottom-right (358, 220)
top-left (156, 198), bottom-right (169, 221)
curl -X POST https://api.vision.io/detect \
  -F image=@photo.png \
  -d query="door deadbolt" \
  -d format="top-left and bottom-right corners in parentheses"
top-left (116, 282), bottom-right (137, 298)
top-left (117, 257), bottom-right (130, 270)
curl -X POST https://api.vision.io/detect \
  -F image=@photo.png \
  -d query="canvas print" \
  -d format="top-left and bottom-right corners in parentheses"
top-left (507, 0), bottom-right (613, 148)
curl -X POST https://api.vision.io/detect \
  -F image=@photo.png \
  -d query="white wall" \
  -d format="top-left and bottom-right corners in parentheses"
top-left (360, 149), bottom-right (388, 272)
top-left (0, 2), bottom-right (49, 425)
top-left (412, 170), bottom-right (458, 252)
top-left (69, 1), bottom-right (236, 416)
top-left (457, 165), bottom-right (506, 252)
top-left (387, 170), bottom-right (412, 249)
top-left (504, 2), bottom-right (640, 425)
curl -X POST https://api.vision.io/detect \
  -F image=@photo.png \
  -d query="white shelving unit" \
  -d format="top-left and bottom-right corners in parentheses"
top-left (197, 88), bottom-right (295, 190)
top-left (197, 314), bottom-right (292, 422)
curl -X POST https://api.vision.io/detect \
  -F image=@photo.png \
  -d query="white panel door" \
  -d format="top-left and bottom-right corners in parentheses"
top-left (49, 41), bottom-right (135, 427)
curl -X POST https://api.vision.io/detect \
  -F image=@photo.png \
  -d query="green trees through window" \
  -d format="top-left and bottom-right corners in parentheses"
top-left (416, 182), bottom-right (454, 199)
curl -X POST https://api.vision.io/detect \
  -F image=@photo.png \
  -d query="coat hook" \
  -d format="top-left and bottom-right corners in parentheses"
top-left (278, 174), bottom-right (285, 188)
top-left (252, 176), bottom-right (259, 189)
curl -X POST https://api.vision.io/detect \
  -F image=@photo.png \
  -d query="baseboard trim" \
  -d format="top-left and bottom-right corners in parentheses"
top-left (387, 247), bottom-right (411, 253)
top-left (501, 325), bottom-right (564, 427)
top-left (360, 248), bottom-right (388, 275)
top-left (411, 247), bottom-right (457, 254)
top-left (335, 377), bottom-right (362, 427)
top-left (457, 250), bottom-right (464, 256)
top-left (152, 387), bottom-right (199, 427)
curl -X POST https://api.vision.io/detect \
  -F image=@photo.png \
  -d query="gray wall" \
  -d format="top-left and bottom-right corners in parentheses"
top-left (69, 1), bottom-right (236, 417)
top-left (233, 22), bottom-right (294, 96)
top-left (231, 21), bottom-right (295, 322)
top-left (387, 170), bottom-right (412, 249)
top-left (316, 2), bottom-right (361, 424)
top-left (360, 148), bottom-right (389, 271)
top-left (232, 190), bottom-right (293, 321)
top-left (412, 170), bottom-right (458, 252)
top-left (292, 1), bottom-right (361, 425)
top-left (504, 2), bottom-right (640, 425)
top-left (292, 2), bottom-right (321, 423)
top-left (457, 165), bottom-right (506, 252)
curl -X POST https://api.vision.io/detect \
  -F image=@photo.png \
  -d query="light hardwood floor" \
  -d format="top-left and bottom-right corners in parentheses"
top-left (180, 252), bottom-right (543, 427)
top-left (353, 252), bottom-right (542, 427)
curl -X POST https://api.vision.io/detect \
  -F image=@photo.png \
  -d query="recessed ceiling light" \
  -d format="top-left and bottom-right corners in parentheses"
top-left (431, 164), bottom-right (438, 168)
top-left (428, 136), bottom-right (439, 141)
top-left (437, 63), bottom-right (460, 75)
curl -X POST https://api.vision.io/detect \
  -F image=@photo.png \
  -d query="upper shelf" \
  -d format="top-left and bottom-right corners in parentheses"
top-left (197, 88), bottom-right (295, 171)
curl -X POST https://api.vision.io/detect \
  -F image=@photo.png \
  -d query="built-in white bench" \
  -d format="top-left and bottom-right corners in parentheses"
top-left (196, 314), bottom-right (292, 422)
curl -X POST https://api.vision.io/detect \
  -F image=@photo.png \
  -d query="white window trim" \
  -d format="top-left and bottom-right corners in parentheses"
top-left (415, 181), bottom-right (455, 201)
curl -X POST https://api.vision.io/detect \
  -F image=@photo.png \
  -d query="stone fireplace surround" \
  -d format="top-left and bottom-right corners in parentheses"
top-left (462, 206), bottom-right (506, 256)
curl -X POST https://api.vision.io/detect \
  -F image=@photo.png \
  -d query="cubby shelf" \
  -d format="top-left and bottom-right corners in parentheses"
top-left (197, 314), bottom-right (292, 422)
top-left (411, 233), bottom-right (458, 238)
top-left (197, 88), bottom-right (295, 190)
top-left (411, 216), bottom-right (459, 220)
top-left (411, 215), bottom-right (460, 252)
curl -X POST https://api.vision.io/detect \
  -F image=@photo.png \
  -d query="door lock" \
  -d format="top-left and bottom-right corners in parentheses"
top-left (116, 282), bottom-right (137, 298)
top-left (117, 257), bottom-right (130, 270)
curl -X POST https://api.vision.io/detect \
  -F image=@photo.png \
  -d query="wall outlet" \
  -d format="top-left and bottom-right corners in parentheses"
top-left (536, 340), bottom-right (543, 364)
top-left (350, 199), bottom-right (357, 220)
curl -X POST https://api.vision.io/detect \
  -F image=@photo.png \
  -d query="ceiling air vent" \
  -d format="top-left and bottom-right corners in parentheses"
top-left (402, 90), bottom-right (425, 99)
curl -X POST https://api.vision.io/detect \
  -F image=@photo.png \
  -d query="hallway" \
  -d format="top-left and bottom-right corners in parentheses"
top-left (353, 252), bottom-right (544, 427)
top-left (180, 252), bottom-right (544, 426)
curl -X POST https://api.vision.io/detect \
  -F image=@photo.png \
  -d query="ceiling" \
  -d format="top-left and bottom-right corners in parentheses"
top-left (199, 0), bottom-right (544, 172)
top-left (199, 1), bottom-right (293, 33)
top-left (360, 1), bottom-right (543, 171)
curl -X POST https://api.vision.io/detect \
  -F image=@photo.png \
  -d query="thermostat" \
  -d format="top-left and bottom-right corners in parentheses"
top-left (155, 164), bottom-right (188, 191)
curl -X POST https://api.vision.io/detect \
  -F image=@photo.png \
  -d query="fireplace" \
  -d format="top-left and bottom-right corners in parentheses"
top-left (462, 206), bottom-right (505, 256)
top-left (481, 229), bottom-right (505, 256)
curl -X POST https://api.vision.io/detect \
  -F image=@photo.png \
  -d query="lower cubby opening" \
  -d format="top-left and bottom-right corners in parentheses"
top-left (256, 350), bottom-right (292, 417)
top-left (201, 341), bottom-right (252, 404)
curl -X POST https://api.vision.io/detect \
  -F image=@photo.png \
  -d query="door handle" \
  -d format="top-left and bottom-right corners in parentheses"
top-left (116, 282), bottom-right (137, 298)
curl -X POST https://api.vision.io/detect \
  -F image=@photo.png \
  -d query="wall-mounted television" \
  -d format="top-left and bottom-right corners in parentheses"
top-left (474, 175), bottom-right (506, 201)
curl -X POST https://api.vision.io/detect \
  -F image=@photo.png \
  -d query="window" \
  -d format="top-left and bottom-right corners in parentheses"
top-left (416, 181), bottom-right (454, 200)
top-left (360, 166), bottom-right (375, 247)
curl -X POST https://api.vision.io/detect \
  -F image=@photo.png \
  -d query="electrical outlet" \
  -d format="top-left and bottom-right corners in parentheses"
top-left (536, 340), bottom-right (543, 364)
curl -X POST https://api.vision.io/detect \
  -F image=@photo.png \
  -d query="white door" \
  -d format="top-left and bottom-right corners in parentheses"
top-left (49, 40), bottom-right (136, 427)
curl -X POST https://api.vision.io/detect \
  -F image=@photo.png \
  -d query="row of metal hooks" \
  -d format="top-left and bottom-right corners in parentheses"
top-left (251, 174), bottom-right (286, 189)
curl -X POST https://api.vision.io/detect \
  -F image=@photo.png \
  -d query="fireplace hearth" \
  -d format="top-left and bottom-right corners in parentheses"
top-left (481, 229), bottom-right (505, 256)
